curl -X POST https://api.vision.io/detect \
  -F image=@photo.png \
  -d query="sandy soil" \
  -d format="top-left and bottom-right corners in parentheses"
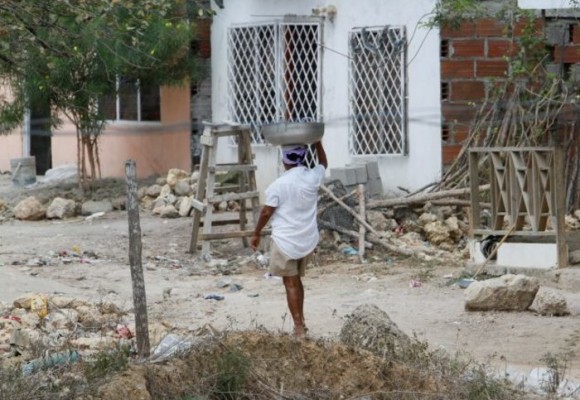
top-left (1, 174), bottom-right (580, 386)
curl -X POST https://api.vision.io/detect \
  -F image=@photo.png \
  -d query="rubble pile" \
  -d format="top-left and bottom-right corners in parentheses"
top-left (0, 293), bottom-right (143, 370)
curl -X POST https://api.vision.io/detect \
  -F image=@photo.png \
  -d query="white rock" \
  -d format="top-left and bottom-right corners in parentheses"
top-left (179, 196), bottom-right (194, 217)
top-left (14, 197), bottom-right (46, 221)
top-left (81, 200), bottom-right (113, 216)
top-left (565, 215), bottom-right (580, 230)
top-left (423, 221), bottom-right (452, 246)
top-left (160, 184), bottom-right (172, 198)
top-left (191, 171), bottom-right (200, 183)
top-left (112, 196), bottom-right (127, 211)
top-left (137, 187), bottom-right (148, 200)
top-left (13, 293), bottom-right (36, 309)
top-left (156, 177), bottom-right (167, 186)
top-left (146, 185), bottom-right (162, 198)
top-left (46, 197), bottom-right (76, 219)
top-left (46, 309), bottom-right (79, 331)
top-left (570, 250), bottom-right (580, 265)
top-left (574, 209), bottom-right (580, 221)
top-left (418, 213), bottom-right (438, 226)
top-left (529, 287), bottom-right (569, 316)
top-left (166, 169), bottom-right (189, 188)
top-left (444, 216), bottom-right (463, 242)
top-left (159, 205), bottom-right (179, 219)
top-left (465, 274), bottom-right (540, 311)
top-left (174, 179), bottom-right (192, 196)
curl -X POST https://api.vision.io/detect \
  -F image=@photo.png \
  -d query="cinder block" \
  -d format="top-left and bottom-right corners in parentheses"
top-left (330, 167), bottom-right (357, 186)
top-left (365, 161), bottom-right (380, 179)
top-left (351, 165), bottom-right (368, 184)
top-left (367, 178), bottom-right (383, 197)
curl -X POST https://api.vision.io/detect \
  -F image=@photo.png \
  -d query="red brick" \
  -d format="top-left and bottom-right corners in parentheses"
top-left (513, 17), bottom-right (544, 37)
top-left (442, 144), bottom-right (463, 165)
top-left (450, 81), bottom-right (486, 102)
top-left (441, 22), bottom-right (476, 39)
top-left (476, 60), bottom-right (509, 77)
top-left (442, 104), bottom-right (477, 123)
top-left (573, 24), bottom-right (580, 44)
top-left (452, 39), bottom-right (485, 57)
top-left (441, 60), bottom-right (475, 79)
top-left (553, 45), bottom-right (580, 64)
top-left (476, 18), bottom-right (507, 37)
top-left (453, 124), bottom-right (471, 143)
top-left (487, 39), bottom-right (518, 58)
top-left (195, 19), bottom-right (212, 58)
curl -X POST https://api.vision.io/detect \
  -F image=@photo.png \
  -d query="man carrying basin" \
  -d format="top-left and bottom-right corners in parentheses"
top-left (251, 138), bottom-right (327, 339)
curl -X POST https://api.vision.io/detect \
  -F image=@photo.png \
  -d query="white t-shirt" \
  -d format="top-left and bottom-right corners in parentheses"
top-left (264, 165), bottom-right (326, 259)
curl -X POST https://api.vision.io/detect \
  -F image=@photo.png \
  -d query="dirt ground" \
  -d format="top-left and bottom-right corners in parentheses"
top-left (2, 175), bottom-right (580, 387)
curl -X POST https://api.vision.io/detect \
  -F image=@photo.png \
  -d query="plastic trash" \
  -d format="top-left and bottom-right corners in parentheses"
top-left (341, 246), bottom-right (358, 256)
top-left (253, 252), bottom-right (269, 268)
top-left (152, 334), bottom-right (193, 362)
top-left (22, 350), bottom-right (80, 375)
top-left (458, 278), bottom-right (475, 289)
top-left (409, 279), bottom-right (422, 288)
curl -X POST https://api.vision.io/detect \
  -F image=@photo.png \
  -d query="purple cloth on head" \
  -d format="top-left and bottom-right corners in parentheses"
top-left (282, 146), bottom-right (307, 165)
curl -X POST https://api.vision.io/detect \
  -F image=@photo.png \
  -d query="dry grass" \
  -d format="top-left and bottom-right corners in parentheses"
top-left (0, 330), bottom-right (526, 400)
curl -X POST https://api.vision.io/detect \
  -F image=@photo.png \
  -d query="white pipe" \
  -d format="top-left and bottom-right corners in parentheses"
top-left (23, 106), bottom-right (31, 157)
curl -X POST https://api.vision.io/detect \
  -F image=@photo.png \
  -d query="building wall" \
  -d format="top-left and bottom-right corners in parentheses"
top-left (211, 0), bottom-right (442, 194)
top-left (0, 131), bottom-right (24, 173)
top-left (440, 17), bottom-right (545, 164)
top-left (52, 84), bottom-right (191, 178)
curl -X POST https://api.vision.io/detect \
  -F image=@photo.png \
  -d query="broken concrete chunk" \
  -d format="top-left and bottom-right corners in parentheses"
top-left (14, 197), bottom-right (46, 221)
top-left (529, 288), bottom-right (569, 316)
top-left (465, 274), bottom-right (540, 312)
top-left (166, 169), bottom-right (189, 188)
top-left (46, 197), bottom-right (76, 219)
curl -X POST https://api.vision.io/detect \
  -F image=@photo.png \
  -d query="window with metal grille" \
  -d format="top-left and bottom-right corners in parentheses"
top-left (227, 22), bottom-right (322, 144)
top-left (349, 26), bottom-right (407, 156)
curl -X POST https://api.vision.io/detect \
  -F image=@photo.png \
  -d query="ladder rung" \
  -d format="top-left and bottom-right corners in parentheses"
top-left (201, 229), bottom-right (271, 240)
top-left (214, 184), bottom-right (240, 193)
top-left (209, 191), bottom-right (259, 203)
top-left (211, 164), bottom-right (257, 173)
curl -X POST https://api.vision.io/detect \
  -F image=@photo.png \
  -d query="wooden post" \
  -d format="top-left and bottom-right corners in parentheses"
top-left (358, 184), bottom-right (366, 263)
top-left (554, 145), bottom-right (569, 268)
top-left (469, 151), bottom-right (481, 236)
top-left (125, 160), bottom-right (151, 358)
top-left (189, 126), bottom-right (211, 254)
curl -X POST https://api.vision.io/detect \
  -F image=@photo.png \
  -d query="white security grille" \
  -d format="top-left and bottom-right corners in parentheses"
top-left (227, 22), bottom-right (321, 144)
top-left (349, 26), bottom-right (407, 155)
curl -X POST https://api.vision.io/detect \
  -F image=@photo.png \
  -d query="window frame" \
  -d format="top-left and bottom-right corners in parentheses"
top-left (100, 77), bottom-right (162, 124)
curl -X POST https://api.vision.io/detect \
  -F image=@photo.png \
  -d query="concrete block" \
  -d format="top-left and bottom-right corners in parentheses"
top-left (497, 243), bottom-right (558, 269)
top-left (350, 164), bottom-right (368, 184)
top-left (367, 178), bottom-right (383, 197)
top-left (330, 167), bottom-right (357, 186)
top-left (365, 161), bottom-right (380, 179)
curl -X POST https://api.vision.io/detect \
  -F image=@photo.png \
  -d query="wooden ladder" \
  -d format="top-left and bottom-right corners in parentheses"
top-left (188, 123), bottom-right (264, 255)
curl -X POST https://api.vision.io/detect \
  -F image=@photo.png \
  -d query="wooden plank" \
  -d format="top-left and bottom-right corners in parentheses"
top-left (238, 131), bottom-right (249, 248)
top-left (208, 191), bottom-right (259, 203)
top-left (473, 229), bottom-right (556, 237)
top-left (214, 184), bottom-right (240, 193)
top-left (211, 164), bottom-right (257, 173)
top-left (192, 199), bottom-right (205, 212)
top-left (200, 134), bottom-right (214, 147)
top-left (469, 151), bottom-right (481, 235)
top-left (470, 147), bottom-right (554, 153)
top-left (201, 229), bottom-right (271, 241)
top-left (554, 144), bottom-right (569, 268)
top-left (201, 133), bottom-right (219, 255)
top-left (189, 134), bottom-right (211, 254)
top-left (358, 184), bottom-right (366, 263)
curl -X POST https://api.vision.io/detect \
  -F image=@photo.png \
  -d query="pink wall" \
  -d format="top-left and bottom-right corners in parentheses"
top-left (52, 84), bottom-right (191, 178)
top-left (0, 131), bottom-right (23, 173)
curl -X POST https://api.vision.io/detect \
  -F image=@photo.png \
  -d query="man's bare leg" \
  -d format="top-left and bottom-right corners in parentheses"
top-left (283, 275), bottom-right (306, 338)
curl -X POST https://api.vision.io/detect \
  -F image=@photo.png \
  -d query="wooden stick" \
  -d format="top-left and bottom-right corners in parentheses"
top-left (472, 225), bottom-right (515, 279)
top-left (125, 160), bottom-right (151, 359)
top-left (358, 184), bottom-right (366, 263)
top-left (367, 185), bottom-right (490, 209)
top-left (317, 189), bottom-right (357, 216)
top-left (320, 185), bottom-right (416, 256)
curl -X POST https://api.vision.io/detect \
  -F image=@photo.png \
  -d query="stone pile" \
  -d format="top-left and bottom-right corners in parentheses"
top-left (0, 293), bottom-right (171, 370)
top-left (139, 168), bottom-right (241, 219)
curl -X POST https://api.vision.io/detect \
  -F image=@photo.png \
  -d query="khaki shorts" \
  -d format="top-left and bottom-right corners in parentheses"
top-left (269, 240), bottom-right (313, 277)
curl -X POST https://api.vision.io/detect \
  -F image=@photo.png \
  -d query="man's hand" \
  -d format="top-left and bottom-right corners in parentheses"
top-left (251, 234), bottom-right (261, 251)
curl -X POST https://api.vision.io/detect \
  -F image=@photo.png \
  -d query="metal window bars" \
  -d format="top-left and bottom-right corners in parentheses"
top-left (227, 22), bottom-right (322, 146)
top-left (348, 26), bottom-right (407, 156)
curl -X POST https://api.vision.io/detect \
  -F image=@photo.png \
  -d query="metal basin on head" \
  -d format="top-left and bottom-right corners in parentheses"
top-left (261, 122), bottom-right (324, 146)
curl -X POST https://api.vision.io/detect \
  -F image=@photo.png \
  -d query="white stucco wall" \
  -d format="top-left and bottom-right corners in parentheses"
top-left (518, 0), bottom-right (576, 8)
top-left (211, 0), bottom-right (442, 194)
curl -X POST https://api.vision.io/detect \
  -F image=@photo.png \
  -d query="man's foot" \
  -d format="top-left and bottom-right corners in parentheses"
top-left (293, 325), bottom-right (308, 340)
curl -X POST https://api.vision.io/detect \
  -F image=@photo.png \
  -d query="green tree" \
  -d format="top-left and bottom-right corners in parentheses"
top-left (0, 0), bottom-right (207, 188)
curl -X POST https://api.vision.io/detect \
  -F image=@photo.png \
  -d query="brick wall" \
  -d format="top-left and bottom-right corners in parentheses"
top-left (440, 17), bottom-right (544, 164)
